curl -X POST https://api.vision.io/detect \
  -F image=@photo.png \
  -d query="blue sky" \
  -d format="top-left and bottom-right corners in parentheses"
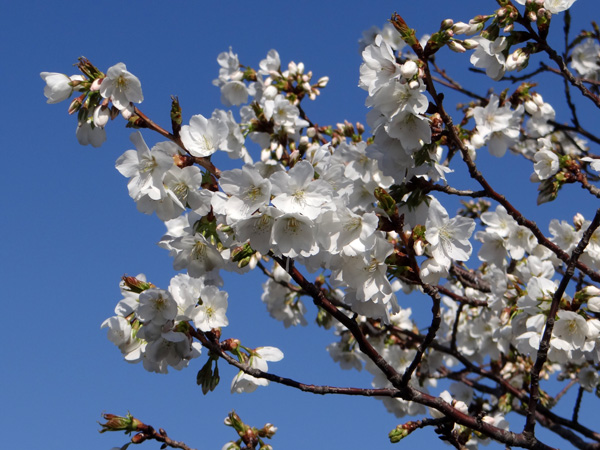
top-left (2, 1), bottom-right (598, 449)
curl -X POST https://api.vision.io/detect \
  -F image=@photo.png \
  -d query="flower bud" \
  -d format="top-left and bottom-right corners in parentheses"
top-left (452, 21), bottom-right (480, 35)
top-left (400, 60), bottom-right (418, 79)
top-left (524, 100), bottom-right (539, 115)
top-left (121, 104), bottom-right (134, 120)
top-left (440, 19), bottom-right (454, 30)
top-left (574, 212), bottom-right (585, 230)
top-left (90, 78), bottom-right (103, 91)
top-left (505, 48), bottom-right (529, 71)
top-left (462, 39), bottom-right (479, 49)
top-left (258, 423), bottom-right (277, 438)
top-left (316, 76), bottom-right (329, 87)
top-left (68, 95), bottom-right (84, 115)
top-left (93, 105), bottom-right (110, 127)
top-left (448, 40), bottom-right (466, 53)
top-left (414, 239), bottom-right (425, 256)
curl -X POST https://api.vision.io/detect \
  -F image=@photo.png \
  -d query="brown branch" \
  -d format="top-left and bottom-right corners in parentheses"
top-left (401, 283), bottom-right (441, 386)
top-left (437, 284), bottom-right (489, 307)
top-left (272, 250), bottom-right (556, 448)
top-left (189, 327), bottom-right (402, 398)
top-left (407, 176), bottom-right (488, 198)
top-left (573, 386), bottom-right (585, 424)
top-left (136, 424), bottom-right (198, 450)
top-left (450, 302), bottom-right (464, 353)
top-left (515, 18), bottom-right (600, 109)
top-left (548, 120), bottom-right (600, 147)
top-left (524, 209), bottom-right (600, 438)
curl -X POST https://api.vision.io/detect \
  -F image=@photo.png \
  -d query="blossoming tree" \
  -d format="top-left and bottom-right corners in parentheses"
top-left (42, 0), bottom-right (600, 448)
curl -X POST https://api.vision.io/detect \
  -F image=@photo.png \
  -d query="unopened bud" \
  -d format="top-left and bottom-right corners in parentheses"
top-left (524, 100), bottom-right (539, 115)
top-left (414, 239), bottom-right (425, 256)
top-left (68, 94), bottom-right (84, 115)
top-left (221, 338), bottom-right (240, 351)
top-left (99, 413), bottom-right (144, 434)
top-left (121, 104), bottom-right (134, 120)
top-left (462, 39), bottom-right (479, 49)
top-left (440, 19), bottom-right (454, 30)
top-left (505, 48), bottom-right (529, 71)
top-left (389, 422), bottom-right (418, 443)
top-left (316, 76), bottom-right (329, 87)
top-left (131, 432), bottom-right (149, 444)
top-left (93, 105), bottom-right (110, 127)
top-left (121, 275), bottom-right (154, 293)
top-left (448, 40), bottom-right (466, 53)
top-left (90, 78), bottom-right (102, 91)
top-left (453, 21), bottom-right (479, 35)
top-left (574, 212), bottom-right (585, 230)
top-left (400, 60), bottom-right (418, 79)
top-left (306, 127), bottom-right (316, 138)
top-left (258, 423), bottom-right (277, 438)
top-left (532, 92), bottom-right (544, 107)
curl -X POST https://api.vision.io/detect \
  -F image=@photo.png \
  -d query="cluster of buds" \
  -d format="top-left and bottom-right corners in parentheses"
top-left (388, 421), bottom-right (420, 443)
top-left (223, 411), bottom-right (277, 450)
top-left (268, 60), bottom-right (328, 103)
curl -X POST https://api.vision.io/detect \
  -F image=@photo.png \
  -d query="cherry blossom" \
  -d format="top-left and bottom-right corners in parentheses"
top-left (99, 62), bottom-right (143, 110)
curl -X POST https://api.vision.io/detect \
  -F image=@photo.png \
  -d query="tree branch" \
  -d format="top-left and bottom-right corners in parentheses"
top-left (524, 208), bottom-right (600, 438)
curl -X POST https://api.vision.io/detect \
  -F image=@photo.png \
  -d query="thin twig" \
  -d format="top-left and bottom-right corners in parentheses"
top-left (401, 283), bottom-right (442, 386)
top-left (524, 209), bottom-right (600, 438)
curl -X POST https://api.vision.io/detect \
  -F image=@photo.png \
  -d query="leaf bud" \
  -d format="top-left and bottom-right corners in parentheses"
top-left (99, 413), bottom-right (144, 434)
top-left (121, 275), bottom-right (154, 293)
top-left (390, 13), bottom-right (419, 47)
top-left (389, 422), bottom-right (418, 443)
top-left (131, 432), bottom-right (149, 444)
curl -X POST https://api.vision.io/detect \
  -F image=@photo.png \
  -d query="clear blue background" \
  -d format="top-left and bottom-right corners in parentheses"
top-left (2, 1), bottom-right (598, 449)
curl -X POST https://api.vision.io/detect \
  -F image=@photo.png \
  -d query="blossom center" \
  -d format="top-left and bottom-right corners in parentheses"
top-left (116, 74), bottom-right (129, 90)
top-left (191, 241), bottom-right (208, 260)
